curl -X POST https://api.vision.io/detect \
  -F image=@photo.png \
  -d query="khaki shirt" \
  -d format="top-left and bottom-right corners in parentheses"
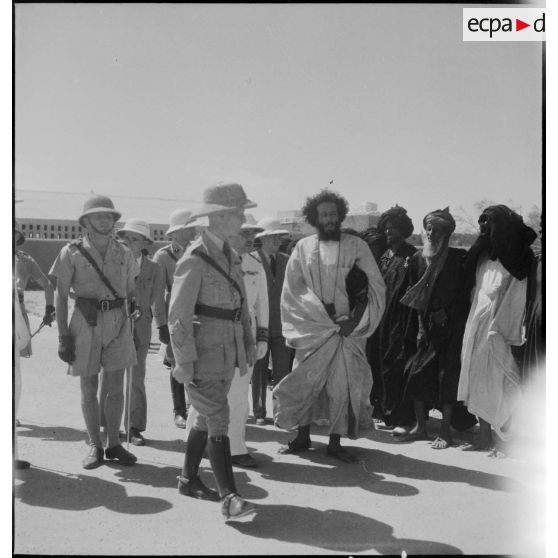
top-left (133, 255), bottom-right (167, 346)
top-left (49, 234), bottom-right (137, 300)
top-left (168, 232), bottom-right (254, 378)
top-left (153, 241), bottom-right (184, 293)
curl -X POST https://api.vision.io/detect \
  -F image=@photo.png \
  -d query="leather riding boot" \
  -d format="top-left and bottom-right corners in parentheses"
top-left (207, 435), bottom-right (236, 498)
top-left (177, 428), bottom-right (219, 501)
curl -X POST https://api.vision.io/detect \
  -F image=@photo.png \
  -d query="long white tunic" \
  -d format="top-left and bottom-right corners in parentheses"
top-left (274, 233), bottom-right (386, 437)
top-left (458, 256), bottom-right (526, 439)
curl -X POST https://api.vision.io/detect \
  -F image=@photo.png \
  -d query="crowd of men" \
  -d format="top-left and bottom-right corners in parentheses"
top-left (14, 183), bottom-right (543, 521)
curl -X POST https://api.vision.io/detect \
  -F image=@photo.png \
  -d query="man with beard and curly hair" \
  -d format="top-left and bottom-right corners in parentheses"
top-left (458, 205), bottom-right (537, 453)
top-left (273, 189), bottom-right (385, 463)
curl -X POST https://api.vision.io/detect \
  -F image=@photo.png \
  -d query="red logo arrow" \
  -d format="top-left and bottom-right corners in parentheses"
top-left (516, 19), bottom-right (530, 31)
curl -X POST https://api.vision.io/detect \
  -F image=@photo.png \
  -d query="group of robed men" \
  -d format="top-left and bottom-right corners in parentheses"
top-left (14, 183), bottom-right (542, 520)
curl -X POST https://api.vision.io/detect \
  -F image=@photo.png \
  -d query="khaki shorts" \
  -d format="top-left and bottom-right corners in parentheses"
top-left (68, 307), bottom-right (137, 377)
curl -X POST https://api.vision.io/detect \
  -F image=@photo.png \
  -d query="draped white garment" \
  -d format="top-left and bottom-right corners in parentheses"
top-left (458, 256), bottom-right (526, 439)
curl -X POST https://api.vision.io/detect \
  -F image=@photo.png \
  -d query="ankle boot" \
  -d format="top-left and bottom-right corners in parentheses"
top-left (177, 428), bottom-right (219, 501)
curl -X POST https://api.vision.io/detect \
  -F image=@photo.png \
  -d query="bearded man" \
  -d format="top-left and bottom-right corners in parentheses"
top-left (458, 205), bottom-right (536, 452)
top-left (399, 208), bottom-right (472, 449)
top-left (274, 189), bottom-right (385, 463)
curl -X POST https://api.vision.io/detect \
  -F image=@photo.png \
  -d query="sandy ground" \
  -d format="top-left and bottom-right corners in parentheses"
top-left (13, 292), bottom-right (545, 556)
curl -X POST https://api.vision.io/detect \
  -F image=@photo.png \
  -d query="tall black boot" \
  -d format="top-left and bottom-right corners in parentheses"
top-left (177, 428), bottom-right (219, 501)
top-left (207, 435), bottom-right (256, 520)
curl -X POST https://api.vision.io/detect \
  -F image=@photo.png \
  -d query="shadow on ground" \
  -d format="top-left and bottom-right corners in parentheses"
top-left (14, 466), bottom-right (172, 514)
top-left (17, 424), bottom-right (88, 443)
top-left (229, 504), bottom-right (462, 554)
top-left (111, 461), bottom-right (270, 500)
top-left (247, 424), bottom-right (513, 493)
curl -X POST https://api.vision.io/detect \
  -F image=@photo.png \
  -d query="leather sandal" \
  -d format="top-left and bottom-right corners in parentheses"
top-left (278, 438), bottom-right (311, 454)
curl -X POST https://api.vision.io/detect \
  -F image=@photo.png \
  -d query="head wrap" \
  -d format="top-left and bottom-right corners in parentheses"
top-left (465, 204), bottom-right (536, 280)
top-left (423, 207), bottom-right (456, 236)
top-left (377, 205), bottom-right (414, 239)
top-left (360, 227), bottom-right (388, 264)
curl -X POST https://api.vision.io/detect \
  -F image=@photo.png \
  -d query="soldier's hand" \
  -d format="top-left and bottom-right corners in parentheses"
top-left (172, 363), bottom-right (194, 385)
top-left (43, 304), bottom-right (56, 326)
top-left (58, 335), bottom-right (75, 363)
top-left (256, 341), bottom-right (268, 360)
top-left (158, 324), bottom-right (170, 345)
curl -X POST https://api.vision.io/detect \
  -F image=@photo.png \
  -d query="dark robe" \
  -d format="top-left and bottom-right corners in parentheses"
top-left (403, 248), bottom-right (471, 406)
top-left (367, 242), bottom-right (416, 425)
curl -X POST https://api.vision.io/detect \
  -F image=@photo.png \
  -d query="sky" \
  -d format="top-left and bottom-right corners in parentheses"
top-left (14, 3), bottom-right (543, 231)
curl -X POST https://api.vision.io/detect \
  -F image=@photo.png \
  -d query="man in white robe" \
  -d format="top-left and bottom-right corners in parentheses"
top-left (274, 190), bottom-right (385, 463)
top-left (458, 205), bottom-right (537, 452)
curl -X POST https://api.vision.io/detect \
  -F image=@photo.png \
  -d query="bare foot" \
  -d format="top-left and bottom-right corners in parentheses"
top-left (397, 430), bottom-right (428, 442)
top-left (391, 426), bottom-right (411, 437)
top-left (431, 436), bottom-right (452, 449)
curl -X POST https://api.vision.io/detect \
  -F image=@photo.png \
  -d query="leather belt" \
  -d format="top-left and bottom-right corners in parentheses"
top-left (195, 303), bottom-right (242, 322)
top-left (98, 298), bottom-right (125, 312)
top-left (76, 297), bottom-right (126, 312)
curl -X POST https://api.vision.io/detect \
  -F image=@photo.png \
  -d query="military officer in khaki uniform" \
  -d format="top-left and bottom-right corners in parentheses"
top-left (99, 219), bottom-right (166, 445)
top-left (50, 195), bottom-right (138, 469)
top-left (152, 209), bottom-right (199, 429)
top-left (169, 182), bottom-right (258, 520)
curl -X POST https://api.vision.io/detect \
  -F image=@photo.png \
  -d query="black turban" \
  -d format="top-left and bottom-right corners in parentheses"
top-left (466, 204), bottom-right (537, 281)
top-left (423, 207), bottom-right (456, 236)
top-left (377, 205), bottom-right (414, 239)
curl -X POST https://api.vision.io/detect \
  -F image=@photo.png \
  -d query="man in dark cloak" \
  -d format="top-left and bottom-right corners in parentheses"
top-left (399, 208), bottom-right (472, 449)
top-left (368, 206), bottom-right (416, 432)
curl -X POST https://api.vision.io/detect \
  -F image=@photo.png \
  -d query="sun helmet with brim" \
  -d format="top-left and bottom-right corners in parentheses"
top-left (191, 183), bottom-right (256, 218)
top-left (116, 218), bottom-right (153, 244)
top-left (78, 195), bottom-right (122, 228)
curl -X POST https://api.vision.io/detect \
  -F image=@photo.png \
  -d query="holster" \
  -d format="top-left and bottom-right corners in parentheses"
top-left (75, 297), bottom-right (98, 327)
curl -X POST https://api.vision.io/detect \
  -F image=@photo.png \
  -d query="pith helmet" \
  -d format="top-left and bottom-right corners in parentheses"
top-left (255, 217), bottom-right (290, 239)
top-left (116, 218), bottom-right (153, 244)
top-left (14, 220), bottom-right (24, 246)
top-left (241, 223), bottom-right (264, 234)
top-left (78, 195), bottom-right (121, 227)
top-left (166, 208), bottom-right (198, 236)
top-left (192, 182), bottom-right (256, 218)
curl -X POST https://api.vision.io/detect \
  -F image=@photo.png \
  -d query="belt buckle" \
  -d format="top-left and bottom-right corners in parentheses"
top-left (100, 300), bottom-right (110, 312)
top-left (233, 309), bottom-right (242, 322)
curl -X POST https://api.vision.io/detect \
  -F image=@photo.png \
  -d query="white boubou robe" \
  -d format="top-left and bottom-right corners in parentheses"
top-left (274, 233), bottom-right (386, 438)
top-left (458, 256), bottom-right (526, 439)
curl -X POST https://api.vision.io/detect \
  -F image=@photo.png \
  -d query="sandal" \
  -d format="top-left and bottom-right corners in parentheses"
top-left (278, 438), bottom-right (311, 454)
